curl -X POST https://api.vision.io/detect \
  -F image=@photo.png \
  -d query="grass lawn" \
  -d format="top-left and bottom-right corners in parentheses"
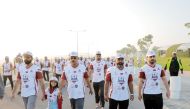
top-left (133, 56), bottom-right (190, 71)
top-left (156, 57), bottom-right (190, 71)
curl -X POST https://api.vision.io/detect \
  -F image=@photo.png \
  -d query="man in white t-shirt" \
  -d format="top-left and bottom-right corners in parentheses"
top-left (104, 53), bottom-right (134, 109)
top-left (14, 56), bottom-right (24, 95)
top-left (42, 56), bottom-right (50, 81)
top-left (11, 51), bottom-right (45, 109)
top-left (59, 51), bottom-right (93, 109)
top-left (53, 58), bottom-right (64, 80)
top-left (89, 51), bottom-right (107, 109)
top-left (2, 56), bottom-right (14, 90)
top-left (106, 57), bottom-right (113, 68)
top-left (34, 57), bottom-right (42, 70)
top-left (138, 50), bottom-right (170, 109)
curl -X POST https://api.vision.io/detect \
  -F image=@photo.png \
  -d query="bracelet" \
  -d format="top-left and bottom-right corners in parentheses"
top-left (130, 94), bottom-right (134, 95)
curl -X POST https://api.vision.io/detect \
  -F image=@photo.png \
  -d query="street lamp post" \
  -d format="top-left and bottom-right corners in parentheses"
top-left (69, 29), bottom-right (86, 53)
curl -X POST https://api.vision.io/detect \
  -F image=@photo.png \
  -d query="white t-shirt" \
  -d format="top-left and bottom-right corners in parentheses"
top-left (61, 64), bottom-right (88, 99)
top-left (139, 64), bottom-right (165, 94)
top-left (106, 60), bottom-right (113, 68)
top-left (106, 66), bottom-right (133, 101)
top-left (34, 61), bottom-right (41, 70)
top-left (45, 88), bottom-right (59, 109)
top-left (18, 64), bottom-right (42, 97)
top-left (90, 60), bottom-right (107, 82)
top-left (15, 63), bottom-right (24, 73)
top-left (54, 63), bottom-right (63, 75)
top-left (3, 63), bottom-right (12, 76)
top-left (42, 60), bottom-right (50, 71)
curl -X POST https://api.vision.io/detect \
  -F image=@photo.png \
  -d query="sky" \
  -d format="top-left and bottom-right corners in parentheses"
top-left (0, 0), bottom-right (190, 60)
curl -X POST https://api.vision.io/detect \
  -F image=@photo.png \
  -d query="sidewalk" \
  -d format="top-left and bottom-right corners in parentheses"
top-left (163, 71), bottom-right (190, 109)
top-left (134, 68), bottom-right (190, 109)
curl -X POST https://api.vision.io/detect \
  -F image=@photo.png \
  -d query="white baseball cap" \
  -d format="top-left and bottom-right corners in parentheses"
top-left (116, 53), bottom-right (125, 59)
top-left (96, 51), bottom-right (101, 55)
top-left (146, 50), bottom-right (156, 57)
top-left (172, 52), bottom-right (177, 55)
top-left (50, 77), bottom-right (58, 82)
top-left (23, 51), bottom-right (33, 57)
top-left (17, 56), bottom-right (22, 59)
top-left (69, 51), bottom-right (78, 57)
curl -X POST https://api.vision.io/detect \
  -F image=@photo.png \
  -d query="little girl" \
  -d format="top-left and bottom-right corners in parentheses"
top-left (43, 77), bottom-right (62, 109)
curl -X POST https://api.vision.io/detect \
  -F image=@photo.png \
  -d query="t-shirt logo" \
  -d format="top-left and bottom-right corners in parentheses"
top-left (71, 74), bottom-right (78, 83)
top-left (23, 74), bottom-right (29, 83)
top-left (118, 76), bottom-right (125, 85)
top-left (152, 73), bottom-right (158, 81)
top-left (78, 69), bottom-right (81, 72)
top-left (97, 67), bottom-right (101, 72)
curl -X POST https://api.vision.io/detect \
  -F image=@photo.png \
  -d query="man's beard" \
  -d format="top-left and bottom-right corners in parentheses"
top-left (117, 62), bottom-right (124, 66)
top-left (149, 60), bottom-right (155, 65)
top-left (24, 60), bottom-right (32, 65)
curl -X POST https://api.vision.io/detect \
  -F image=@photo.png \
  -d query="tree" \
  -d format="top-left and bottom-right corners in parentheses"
top-left (152, 46), bottom-right (160, 52)
top-left (137, 34), bottom-right (153, 53)
top-left (126, 44), bottom-right (137, 54)
top-left (117, 44), bottom-right (137, 55)
top-left (117, 47), bottom-right (127, 54)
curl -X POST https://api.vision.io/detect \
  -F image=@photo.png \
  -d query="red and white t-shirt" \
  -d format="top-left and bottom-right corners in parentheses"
top-left (90, 60), bottom-right (107, 82)
top-left (105, 66), bottom-right (133, 101)
top-left (106, 60), bottom-right (113, 68)
top-left (17, 64), bottom-right (43, 97)
top-left (34, 60), bottom-right (41, 70)
top-left (61, 64), bottom-right (88, 99)
top-left (42, 60), bottom-right (50, 71)
top-left (3, 62), bottom-right (13, 76)
top-left (54, 63), bottom-right (64, 75)
top-left (15, 63), bottom-right (24, 73)
top-left (139, 64), bottom-right (165, 94)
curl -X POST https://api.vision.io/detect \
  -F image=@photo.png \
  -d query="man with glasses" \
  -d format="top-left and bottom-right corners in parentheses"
top-left (89, 51), bottom-right (107, 109)
top-left (104, 53), bottom-right (134, 109)
top-left (138, 50), bottom-right (170, 109)
top-left (59, 51), bottom-right (93, 109)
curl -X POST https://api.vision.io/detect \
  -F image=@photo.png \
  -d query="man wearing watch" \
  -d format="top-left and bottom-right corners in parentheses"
top-left (104, 53), bottom-right (134, 109)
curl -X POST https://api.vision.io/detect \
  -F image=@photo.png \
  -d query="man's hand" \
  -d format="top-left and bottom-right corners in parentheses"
top-left (166, 90), bottom-right (170, 99)
top-left (41, 93), bottom-right (46, 101)
top-left (130, 94), bottom-right (134, 101)
top-left (58, 90), bottom-right (62, 98)
top-left (104, 94), bottom-right (109, 102)
top-left (0, 96), bottom-right (3, 100)
top-left (89, 89), bottom-right (93, 95)
top-left (138, 93), bottom-right (142, 101)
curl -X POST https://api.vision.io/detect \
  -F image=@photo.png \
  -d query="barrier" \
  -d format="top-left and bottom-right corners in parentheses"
top-left (170, 76), bottom-right (181, 99)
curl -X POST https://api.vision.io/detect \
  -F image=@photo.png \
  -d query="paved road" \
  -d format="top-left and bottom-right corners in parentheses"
top-left (0, 69), bottom-right (189, 109)
top-left (0, 84), bottom-right (144, 109)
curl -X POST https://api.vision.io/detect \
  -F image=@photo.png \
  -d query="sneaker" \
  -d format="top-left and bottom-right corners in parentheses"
top-left (96, 103), bottom-right (100, 109)
top-left (17, 91), bottom-right (21, 95)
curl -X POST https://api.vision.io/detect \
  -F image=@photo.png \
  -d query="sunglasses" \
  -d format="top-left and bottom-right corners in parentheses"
top-left (117, 58), bottom-right (124, 61)
top-left (71, 57), bottom-right (77, 59)
top-left (149, 56), bottom-right (155, 58)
